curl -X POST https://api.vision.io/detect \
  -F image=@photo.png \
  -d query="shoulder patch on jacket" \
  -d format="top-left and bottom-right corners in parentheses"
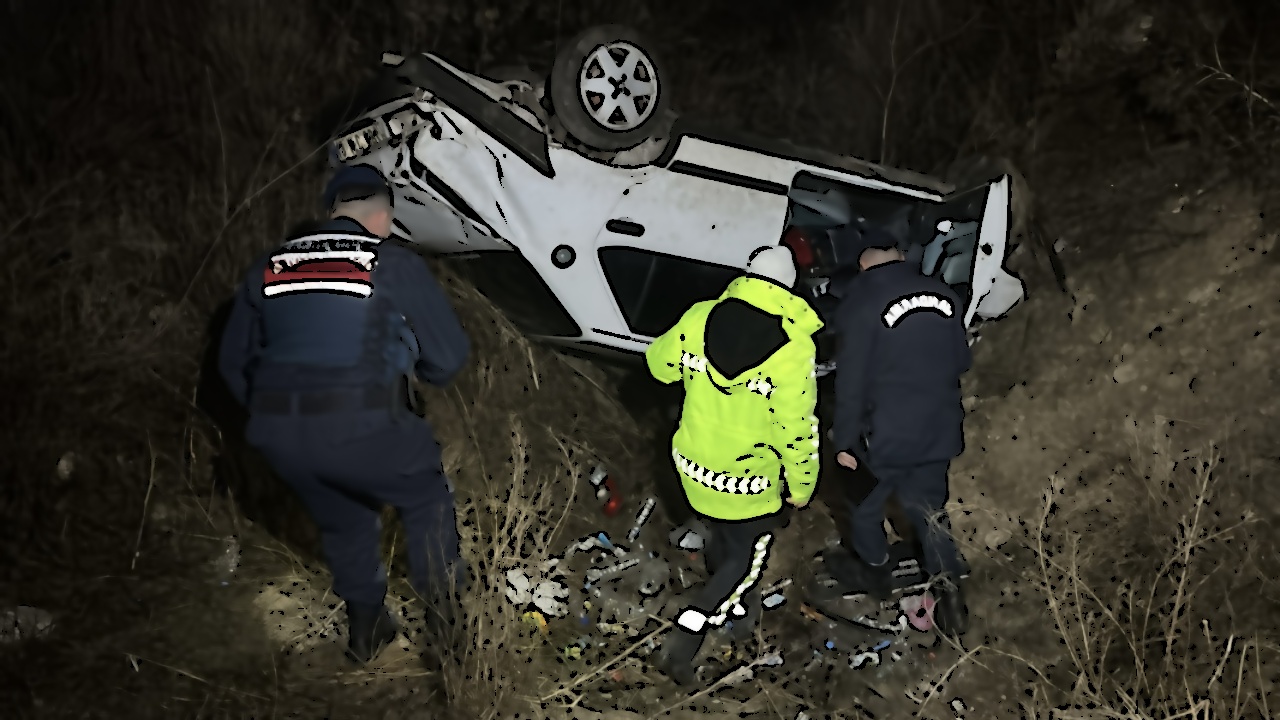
top-left (261, 233), bottom-right (382, 299)
top-left (881, 292), bottom-right (955, 328)
top-left (705, 298), bottom-right (789, 379)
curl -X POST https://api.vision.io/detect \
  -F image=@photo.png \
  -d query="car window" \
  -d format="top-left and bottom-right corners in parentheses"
top-left (599, 247), bottom-right (741, 338)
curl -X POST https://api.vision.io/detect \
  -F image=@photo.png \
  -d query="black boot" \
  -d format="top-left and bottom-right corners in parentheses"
top-left (655, 628), bottom-right (703, 687)
top-left (823, 547), bottom-right (895, 600)
top-left (345, 602), bottom-right (401, 665)
top-left (931, 576), bottom-right (969, 637)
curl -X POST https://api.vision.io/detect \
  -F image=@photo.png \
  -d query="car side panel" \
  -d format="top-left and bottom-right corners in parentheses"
top-left (590, 167), bottom-right (790, 343)
top-left (669, 136), bottom-right (943, 202)
top-left (412, 108), bottom-right (647, 341)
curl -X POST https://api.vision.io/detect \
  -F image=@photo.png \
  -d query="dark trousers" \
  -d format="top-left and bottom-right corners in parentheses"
top-left (246, 408), bottom-right (464, 610)
top-left (847, 460), bottom-right (965, 578)
top-left (665, 512), bottom-right (780, 666)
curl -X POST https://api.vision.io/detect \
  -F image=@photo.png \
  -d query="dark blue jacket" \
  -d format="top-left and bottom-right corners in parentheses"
top-left (218, 217), bottom-right (470, 407)
top-left (831, 261), bottom-right (971, 467)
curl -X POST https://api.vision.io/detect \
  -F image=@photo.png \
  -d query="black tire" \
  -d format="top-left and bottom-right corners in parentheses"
top-left (549, 25), bottom-right (671, 152)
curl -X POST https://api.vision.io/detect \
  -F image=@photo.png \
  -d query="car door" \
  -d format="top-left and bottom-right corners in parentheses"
top-left (590, 167), bottom-right (791, 342)
top-left (917, 175), bottom-right (1026, 327)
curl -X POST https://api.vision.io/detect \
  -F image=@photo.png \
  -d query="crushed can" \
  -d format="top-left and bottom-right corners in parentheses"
top-left (588, 465), bottom-right (622, 517)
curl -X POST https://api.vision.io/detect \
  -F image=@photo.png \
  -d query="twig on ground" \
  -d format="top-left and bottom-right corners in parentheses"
top-left (644, 649), bottom-right (783, 720)
top-left (125, 653), bottom-right (269, 700)
top-left (131, 433), bottom-right (159, 570)
top-left (540, 618), bottom-right (673, 702)
top-left (912, 644), bottom-right (984, 717)
top-left (526, 344), bottom-right (540, 390)
top-left (551, 352), bottom-right (629, 416)
top-left (1198, 43), bottom-right (1280, 119)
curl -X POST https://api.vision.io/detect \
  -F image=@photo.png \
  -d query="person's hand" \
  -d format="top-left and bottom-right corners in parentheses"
top-left (836, 451), bottom-right (858, 470)
top-left (786, 495), bottom-right (810, 510)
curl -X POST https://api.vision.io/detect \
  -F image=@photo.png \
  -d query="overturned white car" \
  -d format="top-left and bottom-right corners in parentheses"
top-left (323, 25), bottom-right (1029, 363)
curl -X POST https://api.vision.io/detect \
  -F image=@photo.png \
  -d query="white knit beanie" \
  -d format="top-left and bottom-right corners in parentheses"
top-left (746, 245), bottom-right (797, 288)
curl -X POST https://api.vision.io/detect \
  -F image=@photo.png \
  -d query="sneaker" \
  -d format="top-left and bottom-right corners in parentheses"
top-left (822, 547), bottom-right (894, 600)
top-left (930, 576), bottom-right (970, 637)
top-left (345, 603), bottom-right (401, 665)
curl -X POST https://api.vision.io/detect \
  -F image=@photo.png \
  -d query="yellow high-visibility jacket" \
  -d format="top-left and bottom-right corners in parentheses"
top-left (645, 276), bottom-right (824, 521)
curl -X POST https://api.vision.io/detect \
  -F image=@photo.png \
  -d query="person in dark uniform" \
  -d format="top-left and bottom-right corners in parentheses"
top-left (218, 164), bottom-right (472, 664)
top-left (825, 228), bottom-right (972, 635)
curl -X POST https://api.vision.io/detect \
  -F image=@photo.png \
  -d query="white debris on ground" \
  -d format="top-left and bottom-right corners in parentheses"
top-left (0, 606), bottom-right (55, 644)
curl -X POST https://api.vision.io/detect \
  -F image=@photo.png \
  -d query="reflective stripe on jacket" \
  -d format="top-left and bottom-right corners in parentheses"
top-left (645, 275), bottom-right (824, 521)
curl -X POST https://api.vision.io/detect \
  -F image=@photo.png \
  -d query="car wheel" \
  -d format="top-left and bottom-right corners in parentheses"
top-left (549, 25), bottom-right (672, 152)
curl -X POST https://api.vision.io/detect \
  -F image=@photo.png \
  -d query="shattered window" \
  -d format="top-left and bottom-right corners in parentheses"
top-left (599, 247), bottom-right (741, 338)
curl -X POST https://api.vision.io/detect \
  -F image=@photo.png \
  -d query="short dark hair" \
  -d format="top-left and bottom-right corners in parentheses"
top-left (323, 164), bottom-right (393, 212)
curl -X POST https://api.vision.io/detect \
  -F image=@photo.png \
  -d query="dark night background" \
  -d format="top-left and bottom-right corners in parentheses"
top-left (2, 1), bottom-right (1280, 718)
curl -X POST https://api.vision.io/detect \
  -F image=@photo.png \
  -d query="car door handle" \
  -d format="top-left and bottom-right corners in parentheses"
top-left (605, 219), bottom-right (645, 237)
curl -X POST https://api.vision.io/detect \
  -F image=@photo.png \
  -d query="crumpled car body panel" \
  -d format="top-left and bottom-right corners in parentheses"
top-left (326, 51), bottom-right (1028, 358)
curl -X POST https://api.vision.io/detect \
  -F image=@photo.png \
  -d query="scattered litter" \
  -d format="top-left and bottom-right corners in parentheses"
top-left (588, 465), bottom-right (622, 517)
top-left (635, 556), bottom-right (670, 597)
top-left (761, 578), bottom-right (792, 609)
top-left (668, 519), bottom-right (709, 551)
top-left (900, 593), bottom-right (937, 632)
top-left (626, 497), bottom-right (657, 542)
top-left (505, 568), bottom-right (571, 617)
top-left (521, 610), bottom-right (549, 634)
top-left (0, 606), bottom-right (54, 643)
top-left (720, 652), bottom-right (783, 687)
top-left (585, 557), bottom-right (641, 583)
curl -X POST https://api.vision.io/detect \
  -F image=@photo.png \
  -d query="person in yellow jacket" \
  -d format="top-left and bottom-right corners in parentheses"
top-left (646, 244), bottom-right (824, 685)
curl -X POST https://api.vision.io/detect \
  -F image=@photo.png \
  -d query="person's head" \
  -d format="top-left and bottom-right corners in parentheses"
top-left (852, 226), bottom-right (905, 270)
top-left (858, 246), bottom-right (905, 270)
top-left (323, 164), bottom-right (395, 239)
top-left (745, 244), bottom-right (798, 289)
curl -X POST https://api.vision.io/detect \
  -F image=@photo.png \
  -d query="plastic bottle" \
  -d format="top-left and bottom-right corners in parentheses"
top-left (588, 465), bottom-right (622, 517)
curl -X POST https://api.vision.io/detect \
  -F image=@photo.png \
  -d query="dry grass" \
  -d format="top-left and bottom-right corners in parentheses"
top-left (939, 423), bottom-right (1280, 719)
top-left (3, 1), bottom-right (1280, 718)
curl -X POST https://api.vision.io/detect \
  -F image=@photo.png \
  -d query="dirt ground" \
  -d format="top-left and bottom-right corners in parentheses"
top-left (10, 119), bottom-right (1277, 718)
top-left (5, 2), bottom-right (1280, 719)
